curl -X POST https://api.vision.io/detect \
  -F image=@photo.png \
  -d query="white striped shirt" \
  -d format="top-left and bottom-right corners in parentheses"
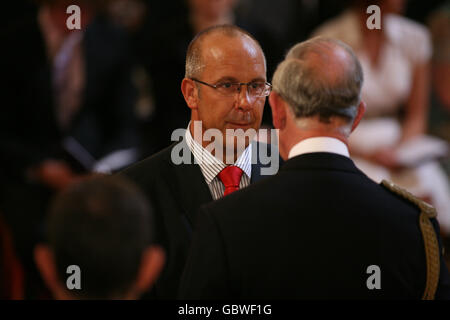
top-left (185, 125), bottom-right (252, 200)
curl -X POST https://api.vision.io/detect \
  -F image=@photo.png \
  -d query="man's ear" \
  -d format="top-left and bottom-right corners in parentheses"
top-left (133, 246), bottom-right (166, 295)
top-left (351, 101), bottom-right (366, 133)
top-left (34, 244), bottom-right (64, 298)
top-left (269, 91), bottom-right (287, 130)
top-left (181, 78), bottom-right (199, 110)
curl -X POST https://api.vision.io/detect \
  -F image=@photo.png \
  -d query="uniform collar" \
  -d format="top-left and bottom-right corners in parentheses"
top-left (288, 137), bottom-right (350, 159)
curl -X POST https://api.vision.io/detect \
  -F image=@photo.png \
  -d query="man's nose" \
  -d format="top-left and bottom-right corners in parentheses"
top-left (236, 84), bottom-right (254, 110)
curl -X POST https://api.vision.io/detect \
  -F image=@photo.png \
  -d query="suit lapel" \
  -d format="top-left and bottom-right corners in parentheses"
top-left (250, 161), bottom-right (264, 183)
top-left (165, 141), bottom-right (213, 231)
top-left (165, 140), bottom-right (282, 229)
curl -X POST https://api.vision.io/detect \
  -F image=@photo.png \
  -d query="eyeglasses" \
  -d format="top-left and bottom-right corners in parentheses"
top-left (191, 78), bottom-right (272, 97)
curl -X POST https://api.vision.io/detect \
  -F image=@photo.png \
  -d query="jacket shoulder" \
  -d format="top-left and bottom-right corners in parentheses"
top-left (119, 143), bottom-right (176, 186)
top-left (381, 180), bottom-right (437, 218)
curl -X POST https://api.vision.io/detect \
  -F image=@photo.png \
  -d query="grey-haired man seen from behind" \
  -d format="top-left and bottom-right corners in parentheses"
top-left (179, 37), bottom-right (450, 299)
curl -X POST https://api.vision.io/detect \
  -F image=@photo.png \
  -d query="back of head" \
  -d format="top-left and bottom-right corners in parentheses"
top-left (46, 175), bottom-right (153, 299)
top-left (272, 37), bottom-right (363, 123)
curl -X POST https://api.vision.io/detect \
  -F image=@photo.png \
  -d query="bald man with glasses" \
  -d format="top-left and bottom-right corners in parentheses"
top-left (121, 25), bottom-right (280, 299)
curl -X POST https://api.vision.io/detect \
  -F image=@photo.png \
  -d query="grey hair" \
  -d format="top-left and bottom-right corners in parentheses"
top-left (185, 24), bottom-right (266, 79)
top-left (272, 37), bottom-right (363, 122)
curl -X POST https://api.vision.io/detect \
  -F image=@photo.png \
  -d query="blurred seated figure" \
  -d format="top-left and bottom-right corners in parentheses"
top-left (313, 0), bottom-right (450, 233)
top-left (427, 1), bottom-right (450, 267)
top-left (1, 0), bottom-right (140, 182)
top-left (1, 0), bottom-right (140, 298)
top-left (428, 2), bottom-right (450, 146)
top-left (34, 176), bottom-right (165, 299)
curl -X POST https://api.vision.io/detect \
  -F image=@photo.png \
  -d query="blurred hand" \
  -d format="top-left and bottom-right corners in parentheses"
top-left (30, 160), bottom-right (83, 190)
top-left (369, 147), bottom-right (402, 171)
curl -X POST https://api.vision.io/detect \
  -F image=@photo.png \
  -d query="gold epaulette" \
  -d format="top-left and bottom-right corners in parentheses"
top-left (381, 180), bottom-right (440, 300)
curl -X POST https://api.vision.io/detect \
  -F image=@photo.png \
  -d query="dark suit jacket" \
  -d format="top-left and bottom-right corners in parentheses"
top-left (179, 152), bottom-right (450, 299)
top-left (121, 139), bottom-right (280, 299)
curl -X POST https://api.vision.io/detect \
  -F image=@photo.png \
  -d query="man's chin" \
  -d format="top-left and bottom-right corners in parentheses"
top-left (224, 135), bottom-right (252, 152)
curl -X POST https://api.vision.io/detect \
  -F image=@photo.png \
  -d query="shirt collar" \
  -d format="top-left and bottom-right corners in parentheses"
top-left (185, 122), bottom-right (252, 184)
top-left (288, 137), bottom-right (350, 159)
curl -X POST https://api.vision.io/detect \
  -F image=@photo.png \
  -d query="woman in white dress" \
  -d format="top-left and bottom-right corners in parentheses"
top-left (313, 0), bottom-right (450, 232)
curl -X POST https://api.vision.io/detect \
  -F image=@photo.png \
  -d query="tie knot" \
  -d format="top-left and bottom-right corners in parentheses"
top-left (218, 166), bottom-right (243, 189)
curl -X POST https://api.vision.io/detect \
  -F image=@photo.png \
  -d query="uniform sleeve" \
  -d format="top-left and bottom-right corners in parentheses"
top-left (178, 205), bottom-right (231, 299)
top-left (431, 218), bottom-right (450, 300)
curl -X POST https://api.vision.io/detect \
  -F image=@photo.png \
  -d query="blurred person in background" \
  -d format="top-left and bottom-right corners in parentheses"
top-left (428, 2), bottom-right (450, 149)
top-left (105, 0), bottom-right (160, 158)
top-left (1, 0), bottom-right (140, 298)
top-left (313, 0), bottom-right (450, 233)
top-left (427, 3), bottom-right (450, 264)
top-left (34, 176), bottom-right (165, 299)
top-left (237, 0), bottom-right (352, 50)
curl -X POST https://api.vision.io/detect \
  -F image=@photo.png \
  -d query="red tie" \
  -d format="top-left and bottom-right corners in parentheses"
top-left (218, 166), bottom-right (244, 196)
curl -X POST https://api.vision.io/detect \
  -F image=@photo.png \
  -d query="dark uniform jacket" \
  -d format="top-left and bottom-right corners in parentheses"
top-left (179, 152), bottom-right (450, 299)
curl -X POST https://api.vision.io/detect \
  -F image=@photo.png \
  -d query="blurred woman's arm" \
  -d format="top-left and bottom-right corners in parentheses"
top-left (401, 61), bottom-right (431, 142)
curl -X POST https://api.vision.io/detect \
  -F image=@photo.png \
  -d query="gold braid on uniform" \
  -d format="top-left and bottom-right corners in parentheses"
top-left (381, 180), bottom-right (440, 300)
